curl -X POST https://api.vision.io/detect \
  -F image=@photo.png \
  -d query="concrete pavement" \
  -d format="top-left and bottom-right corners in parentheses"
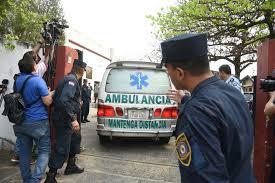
top-left (0, 106), bottom-right (180, 183)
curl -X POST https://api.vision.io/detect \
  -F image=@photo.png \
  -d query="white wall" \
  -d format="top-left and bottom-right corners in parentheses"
top-left (0, 42), bottom-right (30, 148)
top-left (0, 32), bottom-right (111, 149)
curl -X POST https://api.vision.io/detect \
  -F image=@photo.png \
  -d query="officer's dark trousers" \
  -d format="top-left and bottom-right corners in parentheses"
top-left (81, 101), bottom-right (90, 119)
top-left (48, 127), bottom-right (81, 170)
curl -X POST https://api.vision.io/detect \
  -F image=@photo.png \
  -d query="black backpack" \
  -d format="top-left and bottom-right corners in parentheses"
top-left (2, 75), bottom-right (36, 125)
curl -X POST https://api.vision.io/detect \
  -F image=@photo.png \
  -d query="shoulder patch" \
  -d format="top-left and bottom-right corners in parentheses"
top-left (68, 81), bottom-right (75, 86)
top-left (232, 82), bottom-right (238, 87)
top-left (176, 132), bottom-right (192, 166)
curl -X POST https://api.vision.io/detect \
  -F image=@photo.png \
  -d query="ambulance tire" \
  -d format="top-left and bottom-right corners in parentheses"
top-left (99, 135), bottom-right (109, 145)
top-left (159, 137), bottom-right (170, 144)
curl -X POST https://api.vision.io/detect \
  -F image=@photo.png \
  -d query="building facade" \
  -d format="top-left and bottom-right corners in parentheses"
top-left (241, 75), bottom-right (254, 94)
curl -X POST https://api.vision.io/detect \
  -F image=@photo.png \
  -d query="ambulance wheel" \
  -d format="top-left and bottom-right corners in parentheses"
top-left (159, 137), bottom-right (170, 144)
top-left (98, 135), bottom-right (109, 145)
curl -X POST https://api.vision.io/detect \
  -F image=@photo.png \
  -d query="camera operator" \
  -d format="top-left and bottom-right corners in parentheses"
top-left (13, 52), bottom-right (54, 183)
top-left (264, 92), bottom-right (275, 116)
top-left (264, 91), bottom-right (275, 183)
top-left (11, 38), bottom-right (52, 163)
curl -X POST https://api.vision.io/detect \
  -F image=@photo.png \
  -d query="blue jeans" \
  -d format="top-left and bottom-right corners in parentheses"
top-left (15, 138), bottom-right (37, 156)
top-left (13, 120), bottom-right (51, 183)
top-left (15, 138), bottom-right (20, 156)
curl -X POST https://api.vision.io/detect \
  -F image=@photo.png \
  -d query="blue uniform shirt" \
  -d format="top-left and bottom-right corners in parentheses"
top-left (226, 75), bottom-right (244, 95)
top-left (82, 85), bottom-right (91, 102)
top-left (52, 73), bottom-right (81, 127)
top-left (175, 76), bottom-right (255, 183)
top-left (15, 73), bottom-right (49, 123)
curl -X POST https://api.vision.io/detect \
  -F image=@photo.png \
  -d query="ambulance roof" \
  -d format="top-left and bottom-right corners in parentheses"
top-left (107, 61), bottom-right (165, 70)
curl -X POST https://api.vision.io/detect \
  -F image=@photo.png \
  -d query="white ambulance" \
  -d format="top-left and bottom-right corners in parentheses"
top-left (96, 61), bottom-right (178, 144)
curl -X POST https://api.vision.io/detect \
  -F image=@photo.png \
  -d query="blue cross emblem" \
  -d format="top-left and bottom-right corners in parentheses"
top-left (130, 72), bottom-right (149, 90)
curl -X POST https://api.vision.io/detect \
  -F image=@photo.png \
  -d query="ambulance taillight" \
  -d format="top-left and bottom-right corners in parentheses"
top-left (162, 107), bottom-right (178, 119)
top-left (154, 108), bottom-right (162, 117)
top-left (116, 107), bottom-right (124, 116)
top-left (97, 104), bottom-right (115, 117)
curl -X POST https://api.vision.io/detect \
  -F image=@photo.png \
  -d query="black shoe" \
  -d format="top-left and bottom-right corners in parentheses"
top-left (81, 120), bottom-right (87, 123)
top-left (10, 154), bottom-right (19, 163)
top-left (44, 172), bottom-right (57, 183)
top-left (80, 146), bottom-right (86, 152)
top-left (64, 165), bottom-right (84, 175)
top-left (84, 119), bottom-right (90, 122)
top-left (64, 157), bottom-right (84, 175)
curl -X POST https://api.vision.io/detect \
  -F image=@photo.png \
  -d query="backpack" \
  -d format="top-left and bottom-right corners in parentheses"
top-left (2, 75), bottom-right (35, 125)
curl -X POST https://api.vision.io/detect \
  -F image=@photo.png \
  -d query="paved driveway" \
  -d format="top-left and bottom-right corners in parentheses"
top-left (0, 107), bottom-right (181, 183)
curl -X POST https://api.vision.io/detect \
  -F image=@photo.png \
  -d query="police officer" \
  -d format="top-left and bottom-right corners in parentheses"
top-left (161, 33), bottom-right (256, 182)
top-left (94, 82), bottom-right (99, 103)
top-left (219, 64), bottom-right (244, 94)
top-left (81, 79), bottom-right (91, 123)
top-left (45, 59), bottom-right (86, 183)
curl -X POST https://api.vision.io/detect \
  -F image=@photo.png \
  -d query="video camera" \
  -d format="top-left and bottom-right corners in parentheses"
top-left (42, 19), bottom-right (69, 45)
top-left (260, 76), bottom-right (275, 92)
top-left (0, 79), bottom-right (9, 107)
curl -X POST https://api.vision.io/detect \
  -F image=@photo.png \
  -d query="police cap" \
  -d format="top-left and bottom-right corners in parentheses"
top-left (73, 59), bottom-right (87, 70)
top-left (161, 33), bottom-right (208, 65)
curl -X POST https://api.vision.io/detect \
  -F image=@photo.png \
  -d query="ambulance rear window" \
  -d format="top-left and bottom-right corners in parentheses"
top-left (105, 68), bottom-right (171, 94)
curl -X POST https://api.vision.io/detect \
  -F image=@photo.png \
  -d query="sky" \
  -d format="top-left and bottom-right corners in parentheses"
top-left (61, 0), bottom-right (256, 78)
top-left (61, 0), bottom-right (176, 60)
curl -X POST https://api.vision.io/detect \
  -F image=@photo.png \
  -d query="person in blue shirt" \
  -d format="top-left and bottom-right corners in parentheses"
top-left (219, 64), bottom-right (244, 95)
top-left (11, 39), bottom-right (51, 163)
top-left (13, 52), bottom-right (54, 183)
top-left (161, 33), bottom-right (255, 182)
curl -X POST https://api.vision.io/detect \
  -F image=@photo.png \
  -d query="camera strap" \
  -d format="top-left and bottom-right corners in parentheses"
top-left (17, 75), bottom-right (41, 108)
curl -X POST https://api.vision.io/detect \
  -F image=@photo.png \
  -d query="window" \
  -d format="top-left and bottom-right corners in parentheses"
top-left (105, 68), bottom-right (171, 94)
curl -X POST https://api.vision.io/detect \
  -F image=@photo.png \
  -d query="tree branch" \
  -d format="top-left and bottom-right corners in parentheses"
top-left (240, 62), bottom-right (253, 72)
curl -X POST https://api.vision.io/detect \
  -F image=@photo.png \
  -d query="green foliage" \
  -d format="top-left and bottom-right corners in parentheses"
top-left (3, 34), bottom-right (18, 50)
top-left (0, 0), bottom-right (66, 49)
top-left (148, 0), bottom-right (275, 76)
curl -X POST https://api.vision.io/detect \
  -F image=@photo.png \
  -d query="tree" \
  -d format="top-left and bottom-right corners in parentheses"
top-left (0, 0), bottom-right (66, 49)
top-left (140, 46), bottom-right (162, 63)
top-left (148, 0), bottom-right (275, 77)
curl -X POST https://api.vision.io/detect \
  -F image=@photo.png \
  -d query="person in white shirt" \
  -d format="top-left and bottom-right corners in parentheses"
top-left (32, 39), bottom-right (50, 77)
top-left (94, 83), bottom-right (99, 103)
top-left (219, 64), bottom-right (244, 94)
top-left (21, 39), bottom-right (50, 77)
